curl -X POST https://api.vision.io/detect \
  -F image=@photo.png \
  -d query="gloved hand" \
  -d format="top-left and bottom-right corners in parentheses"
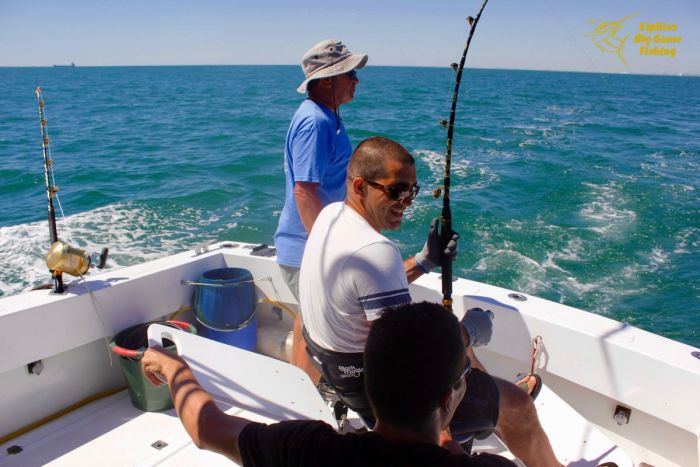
top-left (414, 218), bottom-right (459, 272)
top-left (460, 307), bottom-right (494, 347)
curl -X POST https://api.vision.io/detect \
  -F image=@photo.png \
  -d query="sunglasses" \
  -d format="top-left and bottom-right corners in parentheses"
top-left (365, 179), bottom-right (420, 202)
top-left (452, 356), bottom-right (472, 388)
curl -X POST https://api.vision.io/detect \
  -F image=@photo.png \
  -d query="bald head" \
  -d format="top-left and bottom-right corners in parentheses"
top-left (347, 137), bottom-right (415, 182)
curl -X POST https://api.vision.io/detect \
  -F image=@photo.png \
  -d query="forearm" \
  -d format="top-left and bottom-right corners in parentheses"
top-left (294, 182), bottom-right (323, 233)
top-left (404, 256), bottom-right (425, 283)
top-left (466, 344), bottom-right (487, 372)
top-left (166, 363), bottom-right (249, 462)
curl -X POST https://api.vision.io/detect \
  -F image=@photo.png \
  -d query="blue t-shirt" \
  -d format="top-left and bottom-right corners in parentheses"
top-left (274, 99), bottom-right (353, 267)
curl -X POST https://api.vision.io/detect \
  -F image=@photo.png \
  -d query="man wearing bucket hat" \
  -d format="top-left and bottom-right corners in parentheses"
top-left (274, 39), bottom-right (367, 384)
top-left (274, 39), bottom-right (368, 301)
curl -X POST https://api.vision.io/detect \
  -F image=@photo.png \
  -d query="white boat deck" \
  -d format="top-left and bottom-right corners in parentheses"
top-left (1, 390), bottom-right (242, 466)
top-left (0, 326), bottom-right (634, 467)
top-left (0, 386), bottom-right (515, 467)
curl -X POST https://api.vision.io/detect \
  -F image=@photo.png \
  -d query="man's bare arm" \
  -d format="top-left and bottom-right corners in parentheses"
top-left (294, 181), bottom-right (323, 233)
top-left (404, 257), bottom-right (425, 283)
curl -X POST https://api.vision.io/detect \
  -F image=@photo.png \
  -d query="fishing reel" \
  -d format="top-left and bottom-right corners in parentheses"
top-left (44, 240), bottom-right (109, 293)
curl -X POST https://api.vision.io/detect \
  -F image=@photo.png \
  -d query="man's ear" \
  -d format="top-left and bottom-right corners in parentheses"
top-left (351, 177), bottom-right (365, 197)
top-left (317, 77), bottom-right (333, 90)
top-left (438, 389), bottom-right (456, 429)
top-left (439, 390), bottom-right (453, 414)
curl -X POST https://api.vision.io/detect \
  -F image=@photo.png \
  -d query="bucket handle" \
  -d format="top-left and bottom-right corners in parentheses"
top-left (195, 307), bottom-right (257, 332)
top-left (180, 276), bottom-right (272, 288)
top-left (110, 320), bottom-right (195, 358)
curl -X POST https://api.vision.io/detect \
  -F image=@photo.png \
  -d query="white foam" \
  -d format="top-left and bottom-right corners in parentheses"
top-left (674, 227), bottom-right (699, 254)
top-left (510, 124), bottom-right (554, 138)
top-left (478, 137), bottom-right (502, 144)
top-left (0, 202), bottom-right (236, 297)
top-left (470, 227), bottom-right (650, 317)
top-left (557, 271), bottom-right (643, 316)
top-left (545, 105), bottom-right (579, 115)
top-left (505, 220), bottom-right (523, 231)
top-left (414, 148), bottom-right (500, 191)
top-left (542, 254), bottom-right (571, 273)
top-left (647, 247), bottom-right (669, 271)
top-left (473, 249), bottom-right (544, 274)
top-left (579, 181), bottom-right (637, 235)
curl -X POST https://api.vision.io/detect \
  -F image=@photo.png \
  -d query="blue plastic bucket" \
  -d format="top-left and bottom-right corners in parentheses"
top-left (192, 267), bottom-right (257, 351)
top-left (196, 319), bottom-right (257, 351)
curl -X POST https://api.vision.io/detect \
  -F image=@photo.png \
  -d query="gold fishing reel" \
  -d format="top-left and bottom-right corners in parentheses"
top-left (46, 240), bottom-right (91, 276)
top-left (40, 240), bottom-right (108, 293)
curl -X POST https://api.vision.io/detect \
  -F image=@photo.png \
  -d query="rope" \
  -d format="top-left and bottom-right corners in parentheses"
top-left (0, 385), bottom-right (128, 445)
top-left (530, 336), bottom-right (543, 375)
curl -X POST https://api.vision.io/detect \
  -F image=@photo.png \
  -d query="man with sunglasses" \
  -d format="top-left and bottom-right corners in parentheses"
top-left (275, 39), bottom-right (367, 301)
top-left (141, 302), bottom-right (516, 466)
top-left (299, 136), bottom-right (562, 465)
top-left (300, 136), bottom-right (474, 421)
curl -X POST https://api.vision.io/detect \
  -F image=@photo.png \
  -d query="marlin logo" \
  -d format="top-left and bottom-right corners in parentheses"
top-left (586, 14), bottom-right (639, 66)
top-left (337, 365), bottom-right (363, 378)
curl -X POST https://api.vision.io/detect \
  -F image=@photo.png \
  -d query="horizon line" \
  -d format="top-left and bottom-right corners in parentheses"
top-left (0, 64), bottom-right (696, 78)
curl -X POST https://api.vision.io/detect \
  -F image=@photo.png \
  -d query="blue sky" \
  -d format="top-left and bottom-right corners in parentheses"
top-left (1, 0), bottom-right (698, 75)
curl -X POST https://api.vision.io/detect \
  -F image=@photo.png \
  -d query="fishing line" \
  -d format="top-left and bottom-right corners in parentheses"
top-left (79, 272), bottom-right (115, 366)
top-left (540, 0), bottom-right (619, 93)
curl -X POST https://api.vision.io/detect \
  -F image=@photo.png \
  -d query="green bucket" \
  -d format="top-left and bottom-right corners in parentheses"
top-left (110, 320), bottom-right (196, 411)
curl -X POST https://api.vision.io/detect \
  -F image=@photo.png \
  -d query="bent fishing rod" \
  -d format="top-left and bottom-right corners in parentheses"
top-left (437, 0), bottom-right (490, 311)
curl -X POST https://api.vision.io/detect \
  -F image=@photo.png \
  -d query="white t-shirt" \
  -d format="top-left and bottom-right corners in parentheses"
top-left (299, 202), bottom-right (411, 353)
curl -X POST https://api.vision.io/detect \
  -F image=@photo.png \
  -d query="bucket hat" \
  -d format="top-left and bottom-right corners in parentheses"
top-left (297, 39), bottom-right (368, 93)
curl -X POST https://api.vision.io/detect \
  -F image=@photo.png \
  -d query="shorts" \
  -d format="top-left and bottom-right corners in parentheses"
top-left (452, 368), bottom-right (501, 431)
top-left (303, 327), bottom-right (500, 430)
top-left (302, 327), bottom-right (374, 423)
top-left (278, 264), bottom-right (300, 302)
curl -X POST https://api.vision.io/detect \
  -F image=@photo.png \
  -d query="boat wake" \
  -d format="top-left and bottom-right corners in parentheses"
top-left (0, 201), bottom-right (245, 297)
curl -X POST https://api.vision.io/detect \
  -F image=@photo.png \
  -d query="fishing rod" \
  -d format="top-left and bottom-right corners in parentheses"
top-left (36, 88), bottom-right (60, 246)
top-left (35, 87), bottom-right (108, 293)
top-left (436, 0), bottom-right (490, 311)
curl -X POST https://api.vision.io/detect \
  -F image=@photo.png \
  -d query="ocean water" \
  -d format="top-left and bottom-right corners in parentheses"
top-left (1, 66), bottom-right (698, 347)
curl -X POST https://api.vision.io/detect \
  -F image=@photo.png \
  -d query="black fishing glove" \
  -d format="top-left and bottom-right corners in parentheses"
top-left (414, 218), bottom-right (459, 272)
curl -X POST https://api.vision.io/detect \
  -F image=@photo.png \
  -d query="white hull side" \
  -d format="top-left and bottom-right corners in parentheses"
top-left (0, 242), bottom-right (697, 466)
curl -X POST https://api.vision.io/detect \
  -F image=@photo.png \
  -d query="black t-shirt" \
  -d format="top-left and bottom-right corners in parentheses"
top-left (239, 420), bottom-right (517, 467)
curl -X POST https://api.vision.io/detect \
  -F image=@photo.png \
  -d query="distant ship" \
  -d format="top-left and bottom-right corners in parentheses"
top-left (53, 62), bottom-right (76, 67)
